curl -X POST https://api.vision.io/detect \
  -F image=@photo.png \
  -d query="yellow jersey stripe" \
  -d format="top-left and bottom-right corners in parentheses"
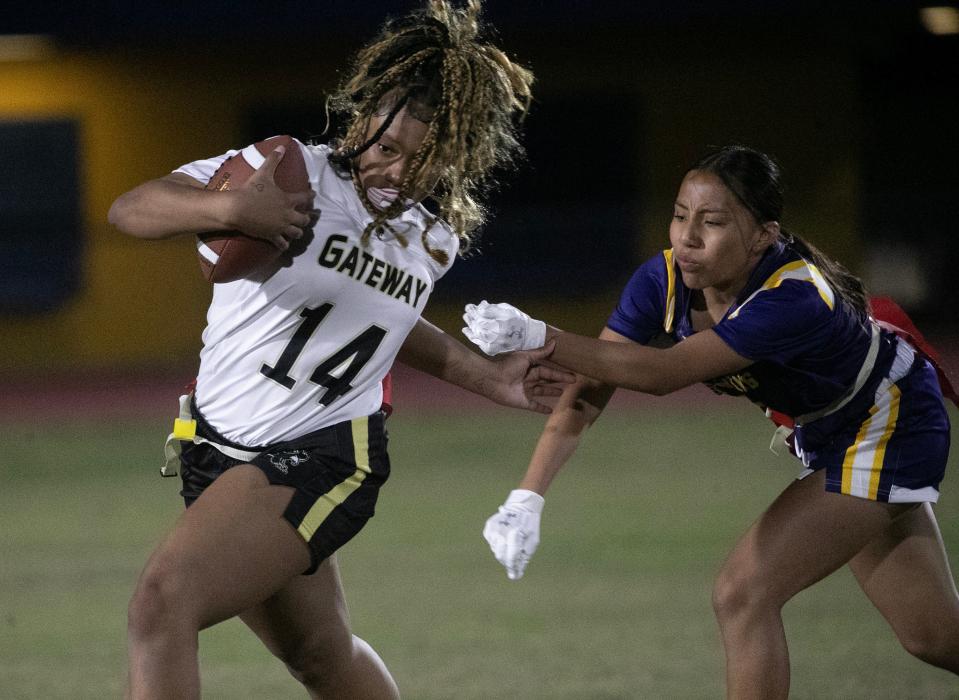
top-left (728, 259), bottom-right (835, 319)
top-left (663, 249), bottom-right (676, 333)
top-left (297, 416), bottom-right (372, 542)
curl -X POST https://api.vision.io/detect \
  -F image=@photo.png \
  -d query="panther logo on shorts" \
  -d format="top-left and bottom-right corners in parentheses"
top-left (268, 450), bottom-right (310, 474)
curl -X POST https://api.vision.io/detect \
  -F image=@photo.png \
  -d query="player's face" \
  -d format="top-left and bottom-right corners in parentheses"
top-left (669, 170), bottom-right (772, 298)
top-left (356, 105), bottom-right (435, 210)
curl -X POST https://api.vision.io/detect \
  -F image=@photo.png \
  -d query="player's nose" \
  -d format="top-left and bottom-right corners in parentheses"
top-left (384, 158), bottom-right (407, 186)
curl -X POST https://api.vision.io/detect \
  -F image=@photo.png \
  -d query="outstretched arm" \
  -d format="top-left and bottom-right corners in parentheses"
top-left (544, 325), bottom-right (750, 395)
top-left (481, 327), bottom-right (627, 580)
top-left (397, 317), bottom-right (574, 414)
top-left (108, 146), bottom-right (313, 250)
top-left (517, 327), bottom-right (626, 494)
top-left (464, 300), bottom-right (752, 395)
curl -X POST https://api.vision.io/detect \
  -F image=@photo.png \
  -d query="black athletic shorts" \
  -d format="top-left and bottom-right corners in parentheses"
top-left (179, 405), bottom-right (390, 575)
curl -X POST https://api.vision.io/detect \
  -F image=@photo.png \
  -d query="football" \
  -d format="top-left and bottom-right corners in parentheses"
top-left (196, 135), bottom-right (310, 283)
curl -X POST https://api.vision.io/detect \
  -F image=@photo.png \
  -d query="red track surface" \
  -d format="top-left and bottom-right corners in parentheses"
top-left (3, 337), bottom-right (957, 423)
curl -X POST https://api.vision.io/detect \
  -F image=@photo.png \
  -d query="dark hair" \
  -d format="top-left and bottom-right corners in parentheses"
top-left (327, 0), bottom-right (534, 263)
top-left (690, 144), bottom-right (868, 316)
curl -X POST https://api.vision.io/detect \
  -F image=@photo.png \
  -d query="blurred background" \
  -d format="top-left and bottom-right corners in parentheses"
top-left (1, 0), bottom-right (958, 376)
top-left (2, 2), bottom-right (959, 698)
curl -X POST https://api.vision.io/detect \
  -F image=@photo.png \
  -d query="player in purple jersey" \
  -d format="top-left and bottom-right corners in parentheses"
top-left (463, 145), bottom-right (958, 698)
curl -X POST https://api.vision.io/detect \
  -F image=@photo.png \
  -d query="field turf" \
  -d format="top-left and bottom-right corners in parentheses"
top-left (2, 398), bottom-right (957, 698)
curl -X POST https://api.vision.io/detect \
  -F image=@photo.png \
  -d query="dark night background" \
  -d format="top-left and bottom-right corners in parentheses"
top-left (2, 0), bottom-right (957, 371)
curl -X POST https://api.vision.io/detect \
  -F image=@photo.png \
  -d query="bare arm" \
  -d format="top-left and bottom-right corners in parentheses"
top-left (398, 317), bottom-right (574, 414)
top-left (544, 325), bottom-right (752, 396)
top-left (107, 146), bottom-right (314, 249)
top-left (478, 327), bottom-right (629, 580)
top-left (517, 327), bottom-right (627, 495)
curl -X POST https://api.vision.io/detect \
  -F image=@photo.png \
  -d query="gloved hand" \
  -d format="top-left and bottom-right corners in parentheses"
top-left (462, 300), bottom-right (547, 356)
top-left (482, 489), bottom-right (545, 580)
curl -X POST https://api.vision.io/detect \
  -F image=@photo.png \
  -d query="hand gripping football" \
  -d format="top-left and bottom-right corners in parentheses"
top-left (196, 135), bottom-right (310, 283)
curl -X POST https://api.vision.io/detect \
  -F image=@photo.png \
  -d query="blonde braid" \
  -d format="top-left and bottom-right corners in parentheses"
top-left (327, 0), bottom-right (533, 262)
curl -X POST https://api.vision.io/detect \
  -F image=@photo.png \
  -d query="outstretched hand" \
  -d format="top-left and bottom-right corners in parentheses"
top-left (481, 341), bottom-right (574, 414)
top-left (483, 489), bottom-right (544, 580)
top-left (463, 300), bottom-right (547, 356)
top-left (231, 145), bottom-right (317, 250)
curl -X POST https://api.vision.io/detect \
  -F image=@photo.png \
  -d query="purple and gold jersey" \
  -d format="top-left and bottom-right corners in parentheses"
top-left (608, 241), bottom-right (891, 418)
top-left (607, 241), bottom-right (951, 503)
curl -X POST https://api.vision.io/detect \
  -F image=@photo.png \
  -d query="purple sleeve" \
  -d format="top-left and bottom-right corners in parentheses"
top-left (713, 281), bottom-right (834, 363)
top-left (606, 254), bottom-right (668, 344)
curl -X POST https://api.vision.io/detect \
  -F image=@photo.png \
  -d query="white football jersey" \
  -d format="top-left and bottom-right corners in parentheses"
top-left (175, 140), bottom-right (458, 446)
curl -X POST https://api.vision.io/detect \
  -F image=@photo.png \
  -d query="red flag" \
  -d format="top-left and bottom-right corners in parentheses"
top-left (870, 296), bottom-right (958, 408)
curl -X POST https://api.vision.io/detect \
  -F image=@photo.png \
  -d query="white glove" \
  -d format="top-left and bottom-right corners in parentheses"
top-left (462, 300), bottom-right (547, 356)
top-left (483, 489), bottom-right (545, 580)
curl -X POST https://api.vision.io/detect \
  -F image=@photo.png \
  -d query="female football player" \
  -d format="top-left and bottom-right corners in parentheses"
top-left (108, 2), bottom-right (566, 698)
top-left (463, 144), bottom-right (959, 699)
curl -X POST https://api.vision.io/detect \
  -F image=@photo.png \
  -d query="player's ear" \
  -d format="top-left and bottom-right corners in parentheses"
top-left (753, 221), bottom-right (780, 254)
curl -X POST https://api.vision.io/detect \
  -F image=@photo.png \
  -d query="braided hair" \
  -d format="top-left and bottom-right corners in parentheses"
top-left (327, 0), bottom-right (534, 264)
top-left (690, 144), bottom-right (869, 317)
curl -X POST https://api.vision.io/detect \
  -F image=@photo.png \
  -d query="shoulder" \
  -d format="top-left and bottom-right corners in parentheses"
top-left (607, 249), bottom-right (676, 343)
top-left (302, 142), bottom-right (349, 189)
top-left (622, 250), bottom-right (676, 311)
top-left (400, 207), bottom-right (459, 279)
top-left (729, 247), bottom-right (835, 322)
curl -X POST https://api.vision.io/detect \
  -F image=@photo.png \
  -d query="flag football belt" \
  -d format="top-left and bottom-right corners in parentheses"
top-left (161, 394), bottom-right (263, 477)
top-left (795, 321), bottom-right (881, 426)
top-left (768, 322), bottom-right (881, 456)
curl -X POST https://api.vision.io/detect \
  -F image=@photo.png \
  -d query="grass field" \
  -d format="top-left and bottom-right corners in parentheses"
top-left (1, 398), bottom-right (957, 699)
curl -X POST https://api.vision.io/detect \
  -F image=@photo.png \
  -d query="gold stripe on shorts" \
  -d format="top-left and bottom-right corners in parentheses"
top-left (840, 381), bottom-right (902, 499)
top-left (297, 416), bottom-right (372, 542)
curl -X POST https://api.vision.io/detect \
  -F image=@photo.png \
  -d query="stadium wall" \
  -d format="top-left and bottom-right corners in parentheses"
top-left (1, 29), bottom-right (862, 374)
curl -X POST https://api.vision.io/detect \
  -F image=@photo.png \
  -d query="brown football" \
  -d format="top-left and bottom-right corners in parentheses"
top-left (196, 135), bottom-right (310, 283)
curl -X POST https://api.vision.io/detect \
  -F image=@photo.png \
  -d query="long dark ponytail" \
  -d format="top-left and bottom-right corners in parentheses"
top-left (690, 144), bottom-right (869, 317)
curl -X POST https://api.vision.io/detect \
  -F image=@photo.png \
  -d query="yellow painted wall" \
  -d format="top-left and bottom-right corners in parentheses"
top-left (1, 44), bottom-right (341, 372)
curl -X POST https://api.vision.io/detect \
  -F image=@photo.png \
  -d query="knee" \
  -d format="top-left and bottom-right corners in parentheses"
top-left (898, 622), bottom-right (959, 671)
top-left (127, 557), bottom-right (194, 641)
top-left (712, 558), bottom-right (778, 625)
top-left (281, 628), bottom-right (353, 687)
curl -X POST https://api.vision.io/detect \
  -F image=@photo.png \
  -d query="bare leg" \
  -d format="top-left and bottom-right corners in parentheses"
top-left (712, 470), bottom-right (913, 700)
top-left (849, 502), bottom-right (959, 672)
top-left (126, 465), bottom-right (312, 700)
top-left (240, 554), bottom-right (400, 699)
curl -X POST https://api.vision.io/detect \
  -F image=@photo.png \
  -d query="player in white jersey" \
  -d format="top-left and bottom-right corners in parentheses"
top-left (176, 140), bottom-right (461, 445)
top-left (108, 3), bottom-right (561, 698)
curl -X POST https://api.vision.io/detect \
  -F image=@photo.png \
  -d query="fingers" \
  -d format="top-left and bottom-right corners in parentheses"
top-left (291, 189), bottom-right (316, 210)
top-left (462, 325), bottom-right (506, 356)
top-left (463, 300), bottom-right (505, 323)
top-left (487, 522), bottom-right (530, 578)
top-left (529, 364), bottom-right (575, 384)
top-left (524, 338), bottom-right (555, 360)
top-left (276, 200), bottom-right (318, 247)
top-left (462, 326), bottom-right (484, 348)
top-left (485, 505), bottom-right (541, 579)
top-left (525, 400), bottom-right (552, 415)
top-left (483, 514), bottom-right (508, 564)
top-left (527, 384), bottom-right (567, 398)
top-left (504, 527), bottom-right (530, 580)
top-left (259, 144), bottom-right (286, 179)
top-left (462, 301), bottom-right (488, 326)
top-left (291, 210), bottom-right (312, 230)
